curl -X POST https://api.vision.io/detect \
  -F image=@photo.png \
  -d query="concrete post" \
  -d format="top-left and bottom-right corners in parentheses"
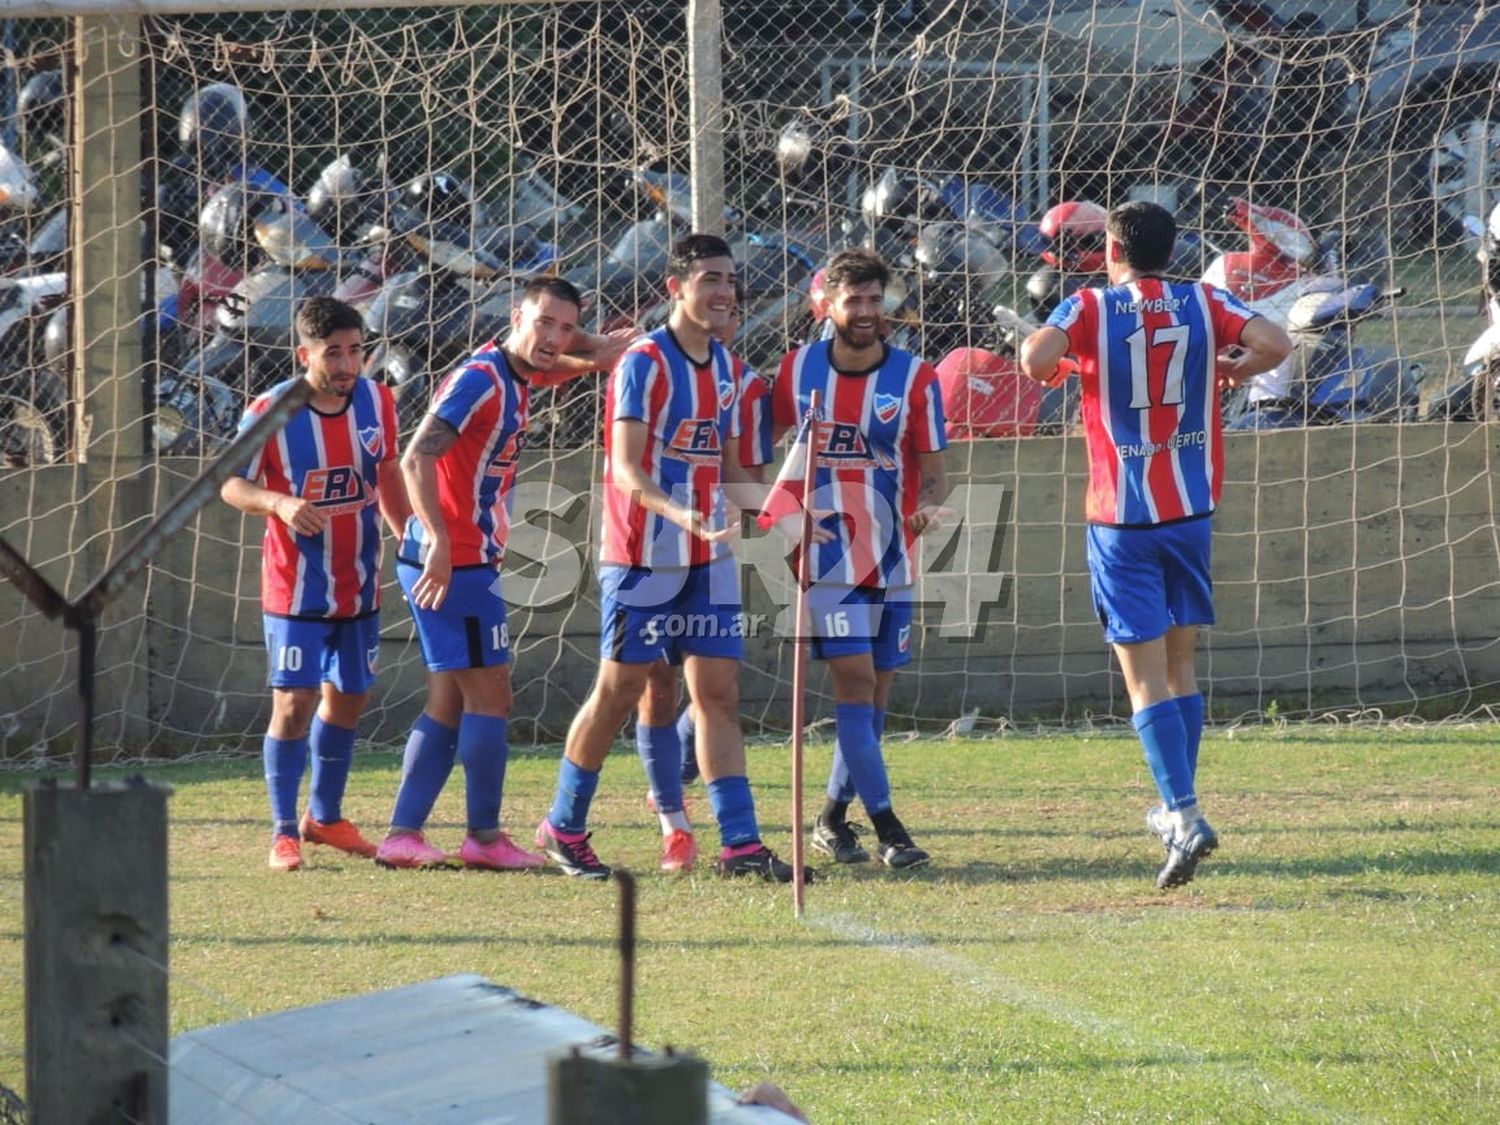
top-left (549, 1049), bottom-right (709, 1125)
top-left (686, 0), bottom-right (726, 237)
top-left (24, 779), bottom-right (171, 1124)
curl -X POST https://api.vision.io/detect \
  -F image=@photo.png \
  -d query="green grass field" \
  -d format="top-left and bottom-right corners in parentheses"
top-left (2, 728), bottom-right (1497, 1122)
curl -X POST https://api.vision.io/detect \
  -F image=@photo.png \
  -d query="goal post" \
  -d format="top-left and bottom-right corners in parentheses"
top-left (2, 1), bottom-right (1499, 767)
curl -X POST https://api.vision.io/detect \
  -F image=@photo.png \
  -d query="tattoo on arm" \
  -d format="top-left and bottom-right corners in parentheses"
top-left (411, 416), bottom-right (460, 458)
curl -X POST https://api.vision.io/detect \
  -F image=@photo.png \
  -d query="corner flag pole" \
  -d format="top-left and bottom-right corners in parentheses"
top-left (790, 390), bottom-right (821, 916)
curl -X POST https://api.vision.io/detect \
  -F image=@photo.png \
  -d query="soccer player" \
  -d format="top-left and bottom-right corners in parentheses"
top-left (636, 281), bottom-right (771, 832)
top-left (1018, 200), bottom-right (1292, 889)
top-left (374, 277), bottom-right (626, 870)
top-left (536, 233), bottom-right (805, 882)
top-left (770, 248), bottom-right (950, 871)
top-left (221, 296), bottom-right (410, 872)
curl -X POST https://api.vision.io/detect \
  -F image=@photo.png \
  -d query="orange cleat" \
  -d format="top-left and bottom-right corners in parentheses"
top-left (268, 835), bottom-right (302, 871)
top-left (299, 813), bottom-right (378, 858)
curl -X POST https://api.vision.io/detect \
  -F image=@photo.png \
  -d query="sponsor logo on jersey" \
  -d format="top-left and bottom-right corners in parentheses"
top-left (874, 392), bottom-right (901, 424)
top-left (301, 465), bottom-right (367, 514)
top-left (359, 425), bottom-right (383, 458)
top-left (665, 418), bottom-right (723, 465)
top-left (816, 421), bottom-right (896, 470)
top-left (484, 432), bottom-right (526, 477)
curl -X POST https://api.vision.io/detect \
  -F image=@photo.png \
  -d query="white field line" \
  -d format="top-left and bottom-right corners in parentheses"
top-left (812, 911), bottom-right (1366, 1124)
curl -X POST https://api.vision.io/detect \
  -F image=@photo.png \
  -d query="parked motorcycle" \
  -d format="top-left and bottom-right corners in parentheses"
top-left (1204, 198), bottom-right (1418, 428)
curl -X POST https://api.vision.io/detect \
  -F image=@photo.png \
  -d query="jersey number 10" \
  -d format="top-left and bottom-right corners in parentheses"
top-left (1124, 324), bottom-right (1189, 409)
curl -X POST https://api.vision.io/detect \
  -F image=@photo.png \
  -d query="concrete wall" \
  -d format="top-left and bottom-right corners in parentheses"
top-left (3, 425), bottom-right (1498, 756)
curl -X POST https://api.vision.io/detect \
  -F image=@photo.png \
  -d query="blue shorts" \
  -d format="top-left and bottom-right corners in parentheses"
top-left (1086, 518), bottom-right (1214, 645)
top-left (398, 561), bottom-right (511, 671)
top-left (599, 558), bottom-right (744, 665)
top-left (263, 613), bottom-right (380, 694)
top-left (807, 584), bottom-right (913, 671)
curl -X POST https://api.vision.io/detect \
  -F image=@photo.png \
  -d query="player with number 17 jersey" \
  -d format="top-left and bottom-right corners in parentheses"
top-left (770, 339), bottom-right (947, 589)
top-left (238, 375), bottom-right (399, 619)
top-left (1046, 278), bottom-right (1255, 527)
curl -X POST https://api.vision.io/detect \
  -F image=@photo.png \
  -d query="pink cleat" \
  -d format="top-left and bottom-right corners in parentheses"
top-left (459, 832), bottom-right (546, 871)
top-left (660, 829), bottom-right (698, 874)
top-left (374, 833), bottom-right (454, 870)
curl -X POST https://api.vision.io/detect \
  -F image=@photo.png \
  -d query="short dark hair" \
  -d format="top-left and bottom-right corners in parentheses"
top-left (667, 233), bottom-right (734, 283)
top-left (295, 296), bottom-right (363, 344)
top-left (521, 275), bottom-right (585, 312)
top-left (822, 247), bottom-right (891, 292)
top-left (1106, 201), bottom-right (1176, 273)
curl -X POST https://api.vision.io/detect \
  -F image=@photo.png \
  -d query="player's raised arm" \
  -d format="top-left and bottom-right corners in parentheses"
top-left (1215, 314), bottom-right (1293, 388)
top-left (1019, 324), bottom-right (1073, 387)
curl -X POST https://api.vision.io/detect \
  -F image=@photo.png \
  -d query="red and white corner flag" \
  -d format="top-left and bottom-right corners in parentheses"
top-left (757, 407), bottom-right (818, 531)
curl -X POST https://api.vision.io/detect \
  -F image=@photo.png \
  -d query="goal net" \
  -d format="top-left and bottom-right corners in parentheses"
top-left (2, 0), bottom-right (1499, 763)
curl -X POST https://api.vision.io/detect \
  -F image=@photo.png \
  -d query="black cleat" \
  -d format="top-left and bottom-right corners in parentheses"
top-left (535, 818), bottom-right (611, 881)
top-left (876, 818), bottom-right (931, 870)
top-left (1156, 819), bottom-right (1218, 889)
top-left (811, 816), bottom-right (871, 864)
top-left (715, 844), bottom-right (814, 884)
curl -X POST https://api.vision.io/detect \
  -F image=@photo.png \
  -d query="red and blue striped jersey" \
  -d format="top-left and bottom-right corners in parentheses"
top-left (736, 357), bottom-right (774, 469)
top-left (237, 376), bottom-right (398, 619)
top-left (400, 341), bottom-right (530, 569)
top-left (602, 327), bottom-right (741, 568)
top-left (1047, 278), bottom-right (1256, 527)
top-left (771, 340), bottom-right (947, 588)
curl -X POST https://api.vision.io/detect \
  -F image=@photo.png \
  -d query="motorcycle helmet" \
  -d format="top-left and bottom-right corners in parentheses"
top-left (1039, 200), bottom-right (1107, 273)
top-left (17, 70), bottom-right (65, 149)
top-left (402, 171), bottom-right (486, 228)
top-left (808, 267), bottom-right (830, 322)
top-left (178, 83), bottom-right (249, 181)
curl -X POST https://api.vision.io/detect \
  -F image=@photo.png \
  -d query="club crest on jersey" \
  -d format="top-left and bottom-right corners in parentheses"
top-left (301, 465), bottom-right (367, 514)
top-left (717, 379), bottom-right (736, 411)
top-left (359, 425), bottom-right (383, 458)
top-left (816, 421), bottom-right (896, 470)
top-left (897, 623), bottom-right (911, 654)
top-left (874, 393), bottom-right (901, 424)
top-left (665, 418), bottom-right (722, 465)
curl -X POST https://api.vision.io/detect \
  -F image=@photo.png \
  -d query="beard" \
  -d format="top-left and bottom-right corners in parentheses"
top-left (832, 318), bottom-right (881, 350)
top-left (314, 370), bottom-right (356, 397)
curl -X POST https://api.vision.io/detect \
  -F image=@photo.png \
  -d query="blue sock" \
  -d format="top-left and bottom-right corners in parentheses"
top-left (548, 757), bottom-right (601, 835)
top-left (1133, 699), bottom-right (1196, 811)
top-left (263, 734), bottom-right (309, 837)
top-left (1176, 693), bottom-right (1205, 784)
top-left (677, 707), bottom-right (699, 783)
top-left (307, 717), bottom-right (356, 824)
top-left (391, 713), bottom-right (459, 831)
top-left (459, 714), bottom-right (509, 832)
top-left (636, 722), bottom-right (685, 813)
top-left (706, 775), bottom-right (759, 848)
top-left (834, 702), bottom-right (892, 816)
top-left (825, 705), bottom-right (882, 804)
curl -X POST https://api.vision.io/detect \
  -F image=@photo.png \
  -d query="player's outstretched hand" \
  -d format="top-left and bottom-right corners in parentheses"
top-left (771, 509), bottom-right (836, 545)
top-left (907, 505), bottom-right (956, 535)
top-left (274, 495), bottom-right (328, 537)
top-left (679, 508), bottom-right (741, 545)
